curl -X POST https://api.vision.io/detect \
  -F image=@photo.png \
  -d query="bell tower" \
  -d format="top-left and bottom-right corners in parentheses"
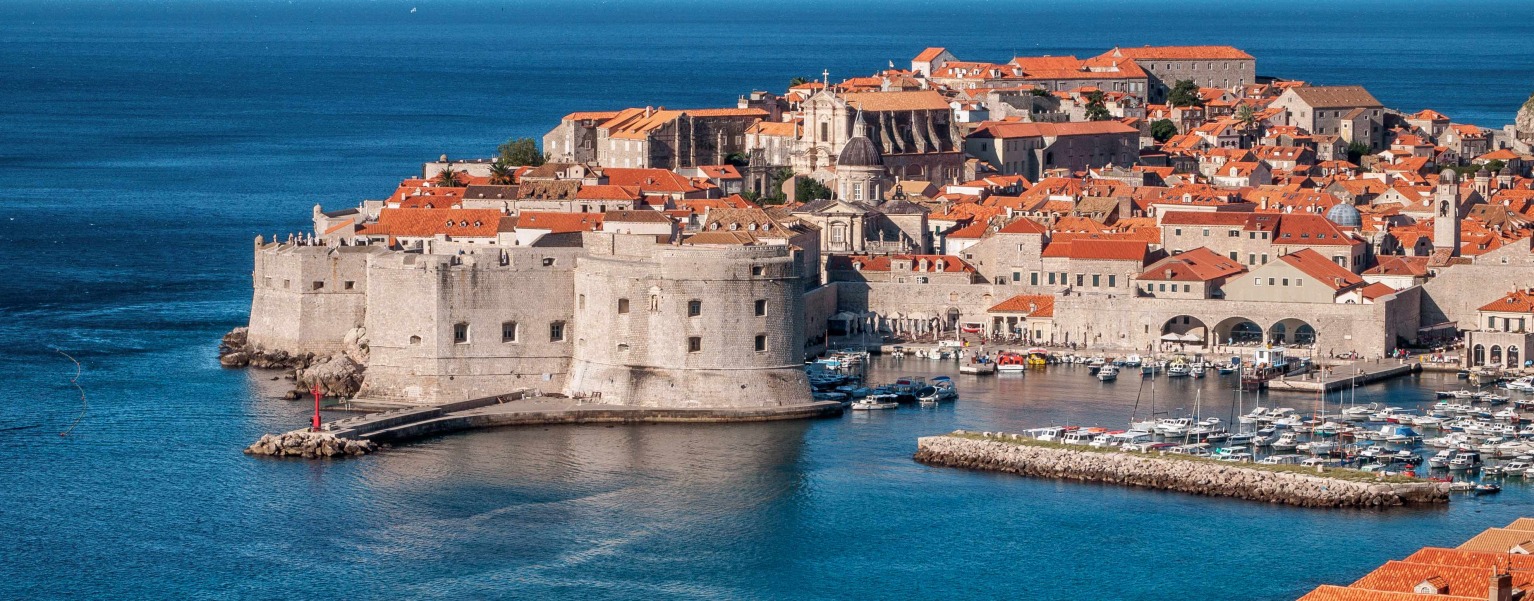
top-left (1433, 169), bottom-right (1461, 255)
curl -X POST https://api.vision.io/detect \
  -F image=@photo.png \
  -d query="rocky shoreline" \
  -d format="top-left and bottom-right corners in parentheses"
top-left (218, 327), bottom-right (366, 399)
top-left (243, 430), bottom-right (378, 458)
top-left (915, 431), bottom-right (1450, 508)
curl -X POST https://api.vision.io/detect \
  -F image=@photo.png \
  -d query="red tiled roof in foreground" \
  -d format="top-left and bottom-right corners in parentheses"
top-left (987, 294), bottom-right (1054, 317)
top-left (359, 208), bottom-right (504, 239)
top-left (1479, 290), bottom-right (1534, 314)
top-left (515, 211), bottom-right (604, 233)
top-left (1137, 247), bottom-right (1245, 282)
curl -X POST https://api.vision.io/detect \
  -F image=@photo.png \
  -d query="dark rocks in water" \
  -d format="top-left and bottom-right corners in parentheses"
top-left (244, 430), bottom-right (376, 458)
top-left (295, 353), bottom-right (365, 398)
top-left (217, 327), bottom-right (364, 400)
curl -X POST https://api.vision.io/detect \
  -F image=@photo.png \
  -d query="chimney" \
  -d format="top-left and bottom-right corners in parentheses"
top-left (1488, 572), bottom-right (1512, 601)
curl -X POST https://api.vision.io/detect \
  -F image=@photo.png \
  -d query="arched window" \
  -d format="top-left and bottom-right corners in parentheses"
top-left (1491, 345), bottom-right (1503, 364)
top-left (1473, 344), bottom-right (1486, 366)
top-left (1510, 346), bottom-right (1522, 367)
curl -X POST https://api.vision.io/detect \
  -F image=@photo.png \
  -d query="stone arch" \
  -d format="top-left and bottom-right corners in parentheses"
top-left (1491, 345), bottom-right (1503, 365)
top-left (1213, 316), bottom-right (1263, 346)
top-left (905, 164), bottom-right (924, 178)
top-left (1473, 344), bottom-right (1486, 367)
top-left (1511, 346), bottom-right (1522, 368)
top-left (1269, 318), bottom-right (1316, 346)
top-left (1161, 315), bottom-right (1209, 346)
top-left (946, 307), bottom-right (960, 328)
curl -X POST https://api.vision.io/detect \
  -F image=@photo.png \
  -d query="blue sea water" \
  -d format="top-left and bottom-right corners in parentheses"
top-left (3, 1), bottom-right (1534, 598)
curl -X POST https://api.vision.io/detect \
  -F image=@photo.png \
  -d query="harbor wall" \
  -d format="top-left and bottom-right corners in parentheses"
top-left (914, 432), bottom-right (1450, 508)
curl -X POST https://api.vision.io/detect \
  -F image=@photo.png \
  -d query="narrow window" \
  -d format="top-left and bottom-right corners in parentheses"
top-left (688, 336), bottom-right (702, 353)
top-left (688, 300), bottom-right (702, 316)
top-left (1108, 275), bottom-right (1117, 288)
top-left (1030, 272), bottom-right (1039, 285)
top-left (343, 280), bottom-right (355, 290)
top-left (649, 295), bottom-right (659, 312)
top-left (618, 298), bottom-right (629, 314)
top-left (578, 294), bottom-right (586, 310)
top-left (1092, 274), bottom-right (1101, 287)
top-left (1048, 272), bottom-right (1056, 285)
top-left (754, 334), bottom-right (766, 352)
top-left (453, 322), bottom-right (470, 344)
top-left (502, 321), bottom-right (518, 343)
top-left (754, 299), bottom-right (767, 316)
top-left (1075, 274), bottom-right (1084, 287)
top-left (550, 321), bottom-right (566, 342)
top-left (751, 265), bottom-right (765, 276)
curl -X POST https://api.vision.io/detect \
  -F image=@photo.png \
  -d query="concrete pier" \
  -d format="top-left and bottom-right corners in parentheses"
top-left (251, 389), bottom-right (844, 455)
top-left (1264, 361), bottom-right (1422, 392)
top-left (915, 431), bottom-right (1449, 508)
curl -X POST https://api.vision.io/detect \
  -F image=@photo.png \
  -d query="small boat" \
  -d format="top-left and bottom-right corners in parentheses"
top-left (959, 361), bottom-right (997, 375)
top-left (851, 394), bottom-right (899, 410)
top-left (1097, 364), bottom-right (1119, 382)
top-left (1473, 483), bottom-right (1503, 496)
top-left (1216, 363), bottom-right (1237, 375)
top-left (1448, 480), bottom-right (1475, 492)
top-left (1449, 451), bottom-right (1482, 471)
top-left (1166, 359), bottom-right (1191, 377)
top-left (996, 353), bottom-right (1028, 373)
top-left (1271, 431), bottom-right (1300, 451)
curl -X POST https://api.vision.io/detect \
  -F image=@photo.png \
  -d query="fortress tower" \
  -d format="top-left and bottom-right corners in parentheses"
top-left (564, 233), bottom-right (812, 408)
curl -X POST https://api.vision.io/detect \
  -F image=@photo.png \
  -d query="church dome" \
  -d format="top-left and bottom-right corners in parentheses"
top-left (1326, 203), bottom-right (1362, 228)
top-left (838, 135), bottom-right (882, 167)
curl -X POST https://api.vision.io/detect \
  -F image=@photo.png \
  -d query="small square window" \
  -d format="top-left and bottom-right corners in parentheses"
top-left (754, 334), bottom-right (766, 352)
top-left (751, 265), bottom-right (765, 276)
top-left (688, 336), bottom-right (702, 353)
top-left (502, 321), bottom-right (518, 343)
top-left (754, 299), bottom-right (767, 316)
top-left (453, 323), bottom-right (470, 344)
top-left (312, 281), bottom-right (325, 291)
top-left (542, 258), bottom-right (555, 267)
top-left (687, 300), bottom-right (702, 316)
top-left (618, 298), bottom-right (629, 314)
top-left (550, 321), bottom-right (566, 342)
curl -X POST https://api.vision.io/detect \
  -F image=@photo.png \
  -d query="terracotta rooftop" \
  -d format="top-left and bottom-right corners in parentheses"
top-left (842, 90), bottom-right (951, 112)
top-left (1137, 247), bottom-right (1245, 282)
top-left (1101, 45), bottom-right (1254, 60)
top-left (515, 211), bottom-right (604, 233)
top-left (987, 294), bottom-right (1055, 317)
top-left (1478, 290), bottom-right (1534, 314)
top-left (1277, 248), bottom-right (1364, 291)
top-left (360, 208), bottom-right (505, 239)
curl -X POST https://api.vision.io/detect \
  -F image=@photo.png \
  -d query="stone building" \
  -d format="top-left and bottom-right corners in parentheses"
top-left (246, 230), bottom-right (823, 409)
top-left (1093, 46), bottom-right (1255, 103)
top-left (964, 121), bottom-right (1140, 182)
top-left (793, 89), bottom-right (964, 184)
top-left (1268, 86), bottom-right (1385, 150)
top-left (543, 107), bottom-right (768, 169)
top-left (1464, 289), bottom-right (1534, 368)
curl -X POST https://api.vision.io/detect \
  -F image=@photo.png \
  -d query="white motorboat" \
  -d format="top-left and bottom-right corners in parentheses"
top-left (1121, 354), bottom-right (1143, 367)
top-left (1340, 403), bottom-right (1380, 420)
top-left (1059, 429), bottom-right (1101, 445)
top-left (851, 395), bottom-right (899, 410)
top-left (1153, 418), bottom-right (1193, 438)
top-left (1271, 431), bottom-right (1300, 451)
top-left (1025, 427), bottom-right (1067, 442)
top-left (1449, 451), bottom-right (1482, 471)
top-left (1166, 361), bottom-right (1191, 377)
top-left (1502, 459), bottom-right (1534, 476)
top-left (1097, 365), bottom-right (1119, 382)
top-left (1427, 449), bottom-right (1455, 468)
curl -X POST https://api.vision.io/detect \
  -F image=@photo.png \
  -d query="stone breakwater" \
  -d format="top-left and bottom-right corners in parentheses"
top-left (243, 430), bottom-right (377, 458)
top-left (914, 432), bottom-right (1450, 508)
top-left (218, 327), bottom-right (367, 399)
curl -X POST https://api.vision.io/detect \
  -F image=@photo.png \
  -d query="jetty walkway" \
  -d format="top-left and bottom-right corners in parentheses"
top-left (247, 390), bottom-right (843, 457)
top-left (915, 431), bottom-right (1449, 508)
top-left (1264, 360), bottom-right (1422, 393)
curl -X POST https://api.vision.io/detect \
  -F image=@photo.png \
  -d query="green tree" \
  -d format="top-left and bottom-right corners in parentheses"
top-left (497, 137), bottom-right (546, 166)
top-left (1150, 119), bottom-right (1178, 143)
top-left (1167, 80), bottom-right (1203, 108)
top-left (1234, 104), bottom-right (1259, 132)
top-left (1084, 91), bottom-right (1111, 121)
top-left (1029, 87), bottom-right (1051, 97)
top-left (1345, 140), bottom-right (1373, 163)
top-left (724, 151), bottom-right (750, 167)
top-left (757, 167), bottom-right (794, 205)
top-left (796, 176), bottom-right (833, 202)
top-left (435, 165), bottom-right (464, 187)
top-left (488, 160), bottom-right (515, 185)
top-left (789, 76), bottom-right (813, 87)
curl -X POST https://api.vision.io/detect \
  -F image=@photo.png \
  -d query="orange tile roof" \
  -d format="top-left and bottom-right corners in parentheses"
top-left (1351, 560), bottom-right (1523, 596)
top-left (562, 110), bottom-right (622, 122)
top-left (913, 47), bottom-right (948, 62)
top-left (970, 120), bottom-right (1138, 139)
top-left (1363, 256), bottom-right (1429, 277)
top-left (828, 254), bottom-right (976, 273)
top-left (1137, 247), bottom-right (1245, 281)
top-left (574, 184), bottom-right (642, 201)
top-left (515, 211), bottom-right (604, 233)
top-left (602, 168), bottom-right (700, 194)
top-left (987, 294), bottom-right (1055, 317)
top-left (1101, 45), bottom-right (1253, 60)
top-left (997, 217), bottom-right (1049, 234)
top-left (842, 90), bottom-right (951, 112)
top-left (360, 208), bottom-right (505, 239)
top-left (1297, 584), bottom-right (1480, 601)
top-left (1479, 290), bottom-right (1534, 314)
top-left (1276, 248), bottom-right (1364, 290)
top-left (1041, 238), bottom-right (1150, 262)
top-left (946, 221), bottom-right (990, 239)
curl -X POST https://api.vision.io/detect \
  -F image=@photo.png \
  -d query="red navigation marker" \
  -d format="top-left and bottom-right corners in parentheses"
top-left (310, 383), bottom-right (323, 432)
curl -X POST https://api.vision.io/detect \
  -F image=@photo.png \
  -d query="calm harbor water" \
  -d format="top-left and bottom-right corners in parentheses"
top-left (4, 1), bottom-right (1534, 598)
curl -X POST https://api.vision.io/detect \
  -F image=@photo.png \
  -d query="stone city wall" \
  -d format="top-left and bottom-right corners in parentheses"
top-left (247, 241), bottom-right (382, 355)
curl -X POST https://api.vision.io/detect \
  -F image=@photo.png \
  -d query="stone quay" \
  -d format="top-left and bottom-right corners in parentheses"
top-left (914, 431), bottom-right (1450, 509)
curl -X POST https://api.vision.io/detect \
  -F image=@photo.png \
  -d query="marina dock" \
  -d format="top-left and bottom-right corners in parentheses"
top-left (1264, 361), bottom-right (1423, 392)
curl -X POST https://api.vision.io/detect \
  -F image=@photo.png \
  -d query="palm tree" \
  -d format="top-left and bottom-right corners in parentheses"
top-left (488, 160), bottom-right (514, 185)
top-left (1234, 104), bottom-right (1262, 147)
top-left (435, 165), bottom-right (464, 187)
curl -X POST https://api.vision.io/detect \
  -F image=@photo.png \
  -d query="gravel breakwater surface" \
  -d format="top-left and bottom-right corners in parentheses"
top-left (915, 431), bottom-right (1449, 509)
